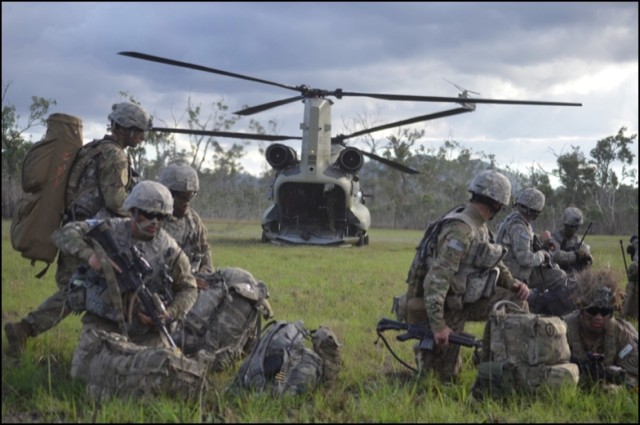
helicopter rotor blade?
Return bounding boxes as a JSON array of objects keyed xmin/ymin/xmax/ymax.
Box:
[
  {"xmin": 340, "ymin": 91, "xmax": 582, "ymax": 107},
  {"xmin": 152, "ymin": 127, "xmax": 302, "ymax": 142},
  {"xmin": 359, "ymin": 150, "xmax": 420, "ymax": 175},
  {"xmin": 335, "ymin": 107, "xmax": 473, "ymax": 143},
  {"xmin": 119, "ymin": 51, "xmax": 300, "ymax": 93},
  {"xmin": 233, "ymin": 96, "xmax": 305, "ymax": 116}
]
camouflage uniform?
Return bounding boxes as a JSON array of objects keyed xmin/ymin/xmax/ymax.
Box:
[
  {"xmin": 162, "ymin": 209, "xmax": 213, "ymax": 275},
  {"xmin": 53, "ymin": 217, "xmax": 197, "ymax": 380},
  {"xmin": 419, "ymin": 204, "xmax": 528, "ymax": 382},
  {"xmin": 563, "ymin": 311, "xmax": 638, "ymax": 388},
  {"xmin": 8, "ymin": 103, "xmax": 151, "ymax": 352},
  {"xmin": 621, "ymin": 235, "xmax": 638, "ymax": 320},
  {"xmin": 547, "ymin": 207, "xmax": 592, "ymax": 276}
]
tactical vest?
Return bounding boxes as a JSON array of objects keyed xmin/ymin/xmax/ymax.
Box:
[
  {"xmin": 65, "ymin": 137, "xmax": 134, "ymax": 221},
  {"xmin": 495, "ymin": 211, "xmax": 537, "ymax": 281}
]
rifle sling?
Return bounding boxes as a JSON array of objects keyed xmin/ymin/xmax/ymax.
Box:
[{"xmin": 92, "ymin": 240, "xmax": 129, "ymax": 338}]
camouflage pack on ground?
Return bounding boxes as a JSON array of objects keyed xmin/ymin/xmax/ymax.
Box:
[
  {"xmin": 172, "ymin": 267, "xmax": 273, "ymax": 371},
  {"xmin": 472, "ymin": 300, "xmax": 579, "ymax": 399},
  {"xmin": 229, "ymin": 320, "xmax": 342, "ymax": 396},
  {"xmin": 73, "ymin": 329, "xmax": 209, "ymax": 401}
]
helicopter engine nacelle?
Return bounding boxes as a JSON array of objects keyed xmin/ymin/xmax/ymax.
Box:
[
  {"xmin": 336, "ymin": 147, "xmax": 364, "ymax": 173},
  {"xmin": 266, "ymin": 143, "xmax": 298, "ymax": 170}
]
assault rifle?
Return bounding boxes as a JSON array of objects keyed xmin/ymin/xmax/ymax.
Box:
[
  {"xmin": 571, "ymin": 352, "xmax": 629, "ymax": 387},
  {"xmin": 87, "ymin": 221, "xmax": 177, "ymax": 348},
  {"xmin": 376, "ymin": 317, "xmax": 482, "ymax": 351}
]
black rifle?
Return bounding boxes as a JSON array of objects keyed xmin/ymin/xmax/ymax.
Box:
[
  {"xmin": 376, "ymin": 317, "xmax": 482, "ymax": 351},
  {"xmin": 619, "ymin": 240, "xmax": 629, "ymax": 275},
  {"xmin": 571, "ymin": 352, "xmax": 628, "ymax": 387},
  {"xmin": 87, "ymin": 221, "xmax": 177, "ymax": 348},
  {"xmin": 575, "ymin": 222, "xmax": 593, "ymax": 252}
]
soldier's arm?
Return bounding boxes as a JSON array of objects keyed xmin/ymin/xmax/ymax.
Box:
[
  {"xmin": 423, "ymin": 222, "xmax": 469, "ymax": 333},
  {"xmin": 615, "ymin": 322, "xmax": 638, "ymax": 387},
  {"xmin": 51, "ymin": 220, "xmax": 95, "ymax": 263},
  {"xmin": 166, "ymin": 249, "xmax": 198, "ymax": 320},
  {"xmin": 97, "ymin": 144, "xmax": 130, "ymax": 217},
  {"xmin": 509, "ymin": 223, "xmax": 546, "ymax": 267}
]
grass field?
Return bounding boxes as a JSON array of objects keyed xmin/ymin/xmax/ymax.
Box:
[{"xmin": 2, "ymin": 220, "xmax": 638, "ymax": 423}]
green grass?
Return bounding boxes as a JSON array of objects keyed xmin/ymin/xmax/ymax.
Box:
[{"xmin": 2, "ymin": 220, "xmax": 638, "ymax": 423}]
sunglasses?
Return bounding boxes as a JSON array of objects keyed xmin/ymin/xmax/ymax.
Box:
[
  {"xmin": 138, "ymin": 209, "xmax": 168, "ymax": 221},
  {"xmin": 584, "ymin": 306, "xmax": 613, "ymax": 317}
]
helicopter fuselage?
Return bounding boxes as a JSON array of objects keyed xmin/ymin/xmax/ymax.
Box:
[{"xmin": 261, "ymin": 98, "xmax": 371, "ymax": 246}]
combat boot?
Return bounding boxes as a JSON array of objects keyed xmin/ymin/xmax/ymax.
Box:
[{"xmin": 5, "ymin": 320, "xmax": 33, "ymax": 357}]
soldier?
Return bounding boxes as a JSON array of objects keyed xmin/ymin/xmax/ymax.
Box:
[
  {"xmin": 156, "ymin": 162, "xmax": 212, "ymax": 287},
  {"xmin": 5, "ymin": 102, "xmax": 153, "ymax": 357},
  {"xmin": 563, "ymin": 269, "xmax": 638, "ymax": 390},
  {"xmin": 415, "ymin": 169, "xmax": 530, "ymax": 383},
  {"xmin": 495, "ymin": 188, "xmax": 570, "ymax": 315},
  {"xmin": 156, "ymin": 163, "xmax": 272, "ymax": 368},
  {"xmin": 53, "ymin": 180, "xmax": 198, "ymax": 380},
  {"xmin": 621, "ymin": 235, "xmax": 638, "ymax": 320},
  {"xmin": 543, "ymin": 207, "xmax": 593, "ymax": 276}
]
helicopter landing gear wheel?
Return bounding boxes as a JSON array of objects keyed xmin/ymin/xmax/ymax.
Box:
[{"xmin": 356, "ymin": 233, "xmax": 369, "ymax": 247}]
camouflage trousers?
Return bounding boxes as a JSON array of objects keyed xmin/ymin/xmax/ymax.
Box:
[
  {"xmin": 413, "ymin": 287, "xmax": 528, "ymax": 383},
  {"xmin": 24, "ymin": 251, "xmax": 80, "ymax": 336},
  {"xmin": 71, "ymin": 313, "xmax": 166, "ymax": 380}
]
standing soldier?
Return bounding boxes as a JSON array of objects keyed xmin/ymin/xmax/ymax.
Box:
[
  {"xmin": 413, "ymin": 169, "xmax": 530, "ymax": 383},
  {"xmin": 5, "ymin": 102, "xmax": 152, "ymax": 357},
  {"xmin": 621, "ymin": 235, "xmax": 638, "ymax": 320}
]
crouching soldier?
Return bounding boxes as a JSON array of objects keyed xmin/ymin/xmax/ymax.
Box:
[{"xmin": 54, "ymin": 181, "xmax": 205, "ymax": 400}]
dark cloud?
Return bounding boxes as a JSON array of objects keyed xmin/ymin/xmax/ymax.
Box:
[{"xmin": 2, "ymin": 2, "xmax": 637, "ymax": 179}]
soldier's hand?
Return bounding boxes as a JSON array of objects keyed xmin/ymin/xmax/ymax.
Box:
[
  {"xmin": 88, "ymin": 252, "xmax": 122, "ymax": 273},
  {"xmin": 541, "ymin": 250, "xmax": 552, "ymax": 265},
  {"xmin": 434, "ymin": 327, "xmax": 452, "ymax": 346},
  {"xmin": 137, "ymin": 310, "xmax": 171, "ymax": 327},
  {"xmin": 196, "ymin": 277, "xmax": 208, "ymax": 290},
  {"xmin": 512, "ymin": 281, "xmax": 530, "ymax": 300}
]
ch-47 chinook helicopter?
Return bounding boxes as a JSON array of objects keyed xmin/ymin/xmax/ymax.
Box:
[{"xmin": 119, "ymin": 51, "xmax": 581, "ymax": 247}]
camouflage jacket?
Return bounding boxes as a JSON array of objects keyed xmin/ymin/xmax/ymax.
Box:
[
  {"xmin": 548, "ymin": 228, "xmax": 592, "ymax": 275},
  {"xmin": 52, "ymin": 218, "xmax": 198, "ymax": 340},
  {"xmin": 65, "ymin": 136, "xmax": 135, "ymax": 221},
  {"xmin": 563, "ymin": 310, "xmax": 638, "ymax": 387},
  {"xmin": 162, "ymin": 207, "xmax": 213, "ymax": 275},
  {"xmin": 424, "ymin": 204, "xmax": 518, "ymax": 332},
  {"xmin": 495, "ymin": 211, "xmax": 547, "ymax": 282}
]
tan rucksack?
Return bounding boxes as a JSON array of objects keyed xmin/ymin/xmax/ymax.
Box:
[
  {"xmin": 472, "ymin": 300, "xmax": 579, "ymax": 399},
  {"xmin": 10, "ymin": 113, "xmax": 83, "ymax": 277}
]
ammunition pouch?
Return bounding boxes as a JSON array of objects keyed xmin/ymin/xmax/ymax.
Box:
[{"xmin": 463, "ymin": 267, "xmax": 499, "ymax": 304}]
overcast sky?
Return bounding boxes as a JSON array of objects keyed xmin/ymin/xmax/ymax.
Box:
[{"xmin": 3, "ymin": 2, "xmax": 638, "ymax": 184}]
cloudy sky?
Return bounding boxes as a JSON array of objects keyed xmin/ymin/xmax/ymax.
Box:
[{"xmin": 3, "ymin": 2, "xmax": 638, "ymax": 183}]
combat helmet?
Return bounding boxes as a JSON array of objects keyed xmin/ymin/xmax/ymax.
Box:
[
  {"xmin": 123, "ymin": 180, "xmax": 173, "ymax": 216},
  {"xmin": 467, "ymin": 169, "xmax": 512, "ymax": 206},
  {"xmin": 108, "ymin": 102, "xmax": 152, "ymax": 130},
  {"xmin": 158, "ymin": 163, "xmax": 199, "ymax": 192},
  {"xmin": 515, "ymin": 188, "xmax": 545, "ymax": 216},
  {"xmin": 562, "ymin": 207, "xmax": 584, "ymax": 226}
]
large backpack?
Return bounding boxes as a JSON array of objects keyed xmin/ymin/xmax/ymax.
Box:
[
  {"xmin": 10, "ymin": 113, "xmax": 83, "ymax": 277},
  {"xmin": 391, "ymin": 205, "xmax": 466, "ymax": 322},
  {"xmin": 172, "ymin": 267, "xmax": 274, "ymax": 371},
  {"xmin": 230, "ymin": 320, "xmax": 338, "ymax": 396},
  {"xmin": 472, "ymin": 300, "xmax": 579, "ymax": 399}
]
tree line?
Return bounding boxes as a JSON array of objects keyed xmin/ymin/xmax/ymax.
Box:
[{"xmin": 2, "ymin": 86, "xmax": 638, "ymax": 236}]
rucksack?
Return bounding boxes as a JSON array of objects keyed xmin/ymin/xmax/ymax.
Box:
[
  {"xmin": 391, "ymin": 204, "xmax": 465, "ymax": 322},
  {"xmin": 230, "ymin": 320, "xmax": 342, "ymax": 395},
  {"xmin": 172, "ymin": 267, "xmax": 274, "ymax": 371},
  {"xmin": 10, "ymin": 113, "xmax": 83, "ymax": 277},
  {"xmin": 73, "ymin": 329, "xmax": 209, "ymax": 401},
  {"xmin": 471, "ymin": 300, "xmax": 579, "ymax": 400}
]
